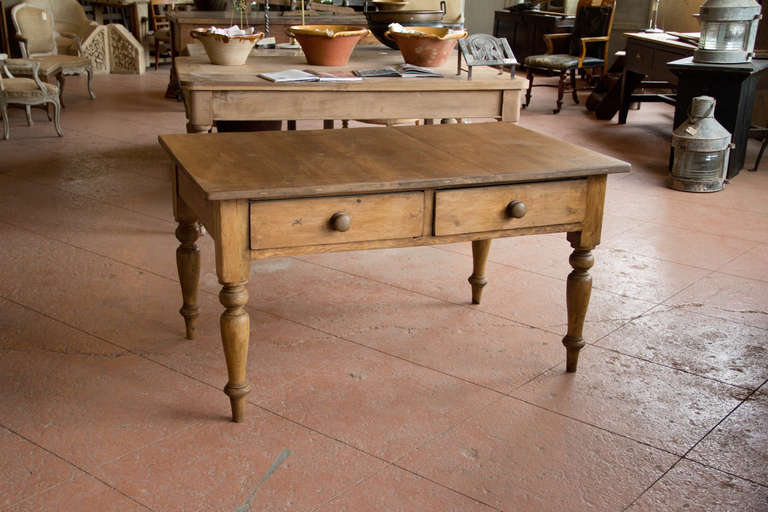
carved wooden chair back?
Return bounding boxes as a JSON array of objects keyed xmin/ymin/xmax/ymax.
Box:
[
  {"xmin": 149, "ymin": 0, "xmax": 175, "ymax": 32},
  {"xmin": 568, "ymin": 0, "xmax": 617, "ymax": 62},
  {"xmin": 11, "ymin": 3, "xmax": 58, "ymax": 58}
]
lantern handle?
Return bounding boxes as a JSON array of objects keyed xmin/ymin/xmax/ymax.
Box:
[{"xmin": 687, "ymin": 101, "xmax": 715, "ymax": 124}]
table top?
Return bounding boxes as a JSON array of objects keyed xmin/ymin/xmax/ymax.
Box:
[
  {"xmin": 175, "ymin": 47, "xmax": 528, "ymax": 91},
  {"xmin": 667, "ymin": 56, "xmax": 768, "ymax": 74},
  {"xmin": 624, "ymin": 31, "xmax": 698, "ymax": 51},
  {"xmin": 160, "ymin": 122, "xmax": 630, "ymax": 201}
]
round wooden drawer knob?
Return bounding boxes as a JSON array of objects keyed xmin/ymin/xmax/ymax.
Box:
[
  {"xmin": 506, "ymin": 200, "xmax": 527, "ymax": 219},
  {"xmin": 330, "ymin": 212, "xmax": 351, "ymax": 232}
]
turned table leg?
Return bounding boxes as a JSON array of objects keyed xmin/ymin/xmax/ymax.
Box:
[
  {"xmin": 219, "ymin": 282, "xmax": 251, "ymax": 422},
  {"xmin": 562, "ymin": 233, "xmax": 595, "ymax": 372},
  {"xmin": 468, "ymin": 239, "xmax": 491, "ymax": 304},
  {"xmin": 175, "ymin": 216, "xmax": 200, "ymax": 340}
]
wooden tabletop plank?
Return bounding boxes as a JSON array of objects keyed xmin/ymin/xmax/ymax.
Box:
[
  {"xmin": 159, "ymin": 123, "xmax": 630, "ymax": 201},
  {"xmin": 176, "ymin": 48, "xmax": 527, "ymax": 91}
]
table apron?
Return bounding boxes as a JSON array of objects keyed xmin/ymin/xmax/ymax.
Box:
[
  {"xmin": 247, "ymin": 222, "xmax": 584, "ymax": 260},
  {"xmin": 205, "ymin": 90, "xmax": 516, "ymax": 121}
]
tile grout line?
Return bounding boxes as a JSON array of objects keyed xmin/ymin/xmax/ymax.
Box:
[
  {"xmin": 622, "ymin": 377, "xmax": 768, "ymax": 510},
  {"xmin": 0, "ymin": 424, "xmax": 156, "ymax": 512}
]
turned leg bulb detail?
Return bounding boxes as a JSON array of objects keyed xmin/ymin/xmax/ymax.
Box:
[
  {"xmin": 219, "ymin": 283, "xmax": 251, "ymax": 422},
  {"xmin": 562, "ymin": 245, "xmax": 594, "ymax": 373},
  {"xmin": 175, "ymin": 221, "xmax": 201, "ymax": 340}
]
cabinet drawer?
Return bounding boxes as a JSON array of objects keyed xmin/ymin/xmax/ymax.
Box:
[
  {"xmin": 250, "ymin": 192, "xmax": 424, "ymax": 249},
  {"xmin": 434, "ymin": 180, "xmax": 587, "ymax": 236}
]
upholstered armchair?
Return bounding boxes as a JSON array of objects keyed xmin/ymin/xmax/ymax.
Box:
[
  {"xmin": 1, "ymin": 53, "xmax": 62, "ymax": 140},
  {"xmin": 523, "ymin": 0, "xmax": 616, "ymax": 114},
  {"xmin": 27, "ymin": 0, "xmax": 110, "ymax": 73},
  {"xmin": 10, "ymin": 2, "xmax": 95, "ymax": 107}
]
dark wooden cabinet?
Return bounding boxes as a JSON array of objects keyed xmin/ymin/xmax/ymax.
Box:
[{"xmin": 493, "ymin": 9, "xmax": 574, "ymax": 65}]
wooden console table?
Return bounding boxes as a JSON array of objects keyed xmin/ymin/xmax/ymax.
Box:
[
  {"xmin": 160, "ymin": 122, "xmax": 630, "ymax": 422},
  {"xmin": 618, "ymin": 32, "xmax": 696, "ymax": 125},
  {"xmin": 175, "ymin": 48, "xmax": 529, "ymax": 133}
]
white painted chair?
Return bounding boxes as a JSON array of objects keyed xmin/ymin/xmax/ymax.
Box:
[{"xmin": 0, "ymin": 53, "xmax": 62, "ymax": 140}]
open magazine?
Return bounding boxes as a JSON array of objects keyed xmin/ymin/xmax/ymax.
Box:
[
  {"xmin": 258, "ymin": 69, "xmax": 363, "ymax": 82},
  {"xmin": 354, "ymin": 64, "xmax": 444, "ymax": 78}
]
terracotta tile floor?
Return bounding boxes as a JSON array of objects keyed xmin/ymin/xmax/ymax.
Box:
[{"xmin": 1, "ymin": 69, "xmax": 767, "ymax": 511}]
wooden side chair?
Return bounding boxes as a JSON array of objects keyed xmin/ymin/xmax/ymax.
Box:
[
  {"xmin": 523, "ymin": 0, "xmax": 617, "ymax": 114},
  {"xmin": 11, "ymin": 2, "xmax": 95, "ymax": 108},
  {"xmin": 149, "ymin": 0, "xmax": 174, "ymax": 71},
  {"xmin": 1, "ymin": 53, "xmax": 62, "ymax": 140}
]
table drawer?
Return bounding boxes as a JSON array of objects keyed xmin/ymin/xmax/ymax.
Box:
[
  {"xmin": 434, "ymin": 180, "xmax": 587, "ymax": 236},
  {"xmin": 626, "ymin": 43, "xmax": 654, "ymax": 74},
  {"xmin": 249, "ymin": 192, "xmax": 424, "ymax": 249}
]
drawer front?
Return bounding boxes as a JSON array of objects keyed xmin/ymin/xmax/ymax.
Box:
[
  {"xmin": 434, "ymin": 180, "xmax": 587, "ymax": 236},
  {"xmin": 250, "ymin": 192, "xmax": 424, "ymax": 249},
  {"xmin": 626, "ymin": 42, "xmax": 654, "ymax": 74}
]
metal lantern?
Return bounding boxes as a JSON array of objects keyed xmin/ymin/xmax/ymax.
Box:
[
  {"xmin": 694, "ymin": 0, "xmax": 762, "ymax": 64},
  {"xmin": 669, "ymin": 96, "xmax": 733, "ymax": 193}
]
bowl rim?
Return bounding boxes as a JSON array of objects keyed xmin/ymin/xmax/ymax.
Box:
[
  {"xmin": 190, "ymin": 27, "xmax": 265, "ymax": 43},
  {"xmin": 385, "ymin": 26, "xmax": 467, "ymax": 41},
  {"xmin": 286, "ymin": 25, "xmax": 370, "ymax": 38}
]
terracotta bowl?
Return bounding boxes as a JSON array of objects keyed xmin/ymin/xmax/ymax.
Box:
[
  {"xmin": 190, "ymin": 29, "xmax": 264, "ymax": 66},
  {"xmin": 385, "ymin": 26, "xmax": 467, "ymax": 67},
  {"xmin": 364, "ymin": 9, "xmax": 444, "ymax": 49},
  {"xmin": 286, "ymin": 25, "xmax": 370, "ymax": 66}
]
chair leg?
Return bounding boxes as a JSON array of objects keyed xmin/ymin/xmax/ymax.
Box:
[
  {"xmin": 56, "ymin": 72, "xmax": 66, "ymax": 109},
  {"xmin": 86, "ymin": 65, "xmax": 95, "ymax": 100},
  {"xmin": 155, "ymin": 40, "xmax": 160, "ymax": 71},
  {"xmin": 50, "ymin": 99, "xmax": 63, "ymax": 137},
  {"xmin": 1, "ymin": 104, "xmax": 9, "ymax": 140},
  {"xmin": 570, "ymin": 68, "xmax": 579, "ymax": 104},
  {"xmin": 555, "ymin": 71, "xmax": 566, "ymax": 114},
  {"xmin": 25, "ymin": 105, "xmax": 33, "ymax": 126},
  {"xmin": 524, "ymin": 69, "xmax": 534, "ymax": 107},
  {"xmin": 751, "ymin": 135, "xmax": 768, "ymax": 172}
]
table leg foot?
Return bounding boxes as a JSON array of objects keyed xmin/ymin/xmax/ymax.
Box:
[
  {"xmin": 562, "ymin": 237, "xmax": 594, "ymax": 372},
  {"xmin": 175, "ymin": 219, "xmax": 200, "ymax": 340},
  {"xmin": 468, "ymin": 239, "xmax": 491, "ymax": 304},
  {"xmin": 220, "ymin": 282, "xmax": 251, "ymax": 422}
]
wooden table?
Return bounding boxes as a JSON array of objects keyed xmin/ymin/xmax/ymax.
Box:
[
  {"xmin": 618, "ymin": 32, "xmax": 696, "ymax": 125},
  {"xmin": 160, "ymin": 122, "xmax": 630, "ymax": 422},
  {"xmin": 176, "ymin": 48, "xmax": 529, "ymax": 133}
]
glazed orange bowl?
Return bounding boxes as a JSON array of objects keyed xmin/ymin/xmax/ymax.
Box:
[
  {"xmin": 385, "ymin": 26, "xmax": 467, "ymax": 67},
  {"xmin": 286, "ymin": 25, "xmax": 370, "ymax": 66}
]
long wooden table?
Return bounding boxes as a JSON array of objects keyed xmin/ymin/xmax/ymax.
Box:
[
  {"xmin": 160, "ymin": 122, "xmax": 630, "ymax": 422},
  {"xmin": 619, "ymin": 32, "xmax": 697, "ymax": 125},
  {"xmin": 175, "ymin": 48, "xmax": 529, "ymax": 133}
]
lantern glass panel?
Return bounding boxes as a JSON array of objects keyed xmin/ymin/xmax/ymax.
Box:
[
  {"xmin": 699, "ymin": 21, "xmax": 750, "ymax": 51},
  {"xmin": 673, "ymin": 150, "xmax": 727, "ymax": 179}
]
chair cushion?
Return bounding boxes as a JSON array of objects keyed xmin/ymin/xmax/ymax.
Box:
[
  {"xmin": 7, "ymin": 55, "xmax": 90, "ymax": 77},
  {"xmin": 2, "ymin": 77, "xmax": 58, "ymax": 98},
  {"xmin": 154, "ymin": 28, "xmax": 170, "ymax": 42},
  {"xmin": 524, "ymin": 54, "xmax": 604, "ymax": 71}
]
